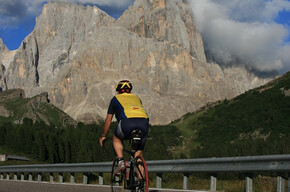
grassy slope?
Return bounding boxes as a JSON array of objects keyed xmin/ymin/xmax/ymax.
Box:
[
  {"xmin": 0, "ymin": 89, "xmax": 75, "ymax": 127},
  {"xmin": 171, "ymin": 72, "xmax": 290, "ymax": 158}
]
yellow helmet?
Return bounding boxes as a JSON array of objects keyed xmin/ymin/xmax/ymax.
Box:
[{"xmin": 115, "ymin": 80, "xmax": 132, "ymax": 93}]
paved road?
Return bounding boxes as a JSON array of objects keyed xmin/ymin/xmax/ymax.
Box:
[
  {"xmin": 0, "ymin": 180, "xmax": 204, "ymax": 192},
  {"xmin": 0, "ymin": 180, "xmax": 110, "ymax": 192}
]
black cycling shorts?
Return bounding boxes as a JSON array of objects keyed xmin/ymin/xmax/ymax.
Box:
[{"xmin": 114, "ymin": 118, "xmax": 149, "ymax": 150}]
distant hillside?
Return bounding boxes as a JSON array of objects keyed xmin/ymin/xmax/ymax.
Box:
[
  {"xmin": 172, "ymin": 72, "xmax": 290, "ymax": 158},
  {"xmin": 0, "ymin": 89, "xmax": 75, "ymax": 127},
  {"xmin": 0, "ymin": 72, "xmax": 288, "ymax": 163}
]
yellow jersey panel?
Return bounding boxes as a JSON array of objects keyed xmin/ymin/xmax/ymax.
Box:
[{"xmin": 115, "ymin": 93, "xmax": 148, "ymax": 119}]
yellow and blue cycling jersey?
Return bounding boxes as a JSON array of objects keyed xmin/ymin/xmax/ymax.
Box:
[
  {"xmin": 108, "ymin": 93, "xmax": 149, "ymax": 150},
  {"xmin": 107, "ymin": 93, "xmax": 148, "ymax": 121}
]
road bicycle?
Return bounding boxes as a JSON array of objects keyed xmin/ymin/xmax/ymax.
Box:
[{"xmin": 110, "ymin": 129, "xmax": 149, "ymax": 192}]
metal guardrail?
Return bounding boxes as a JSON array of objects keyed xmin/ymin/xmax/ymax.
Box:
[{"xmin": 0, "ymin": 154, "xmax": 290, "ymax": 192}]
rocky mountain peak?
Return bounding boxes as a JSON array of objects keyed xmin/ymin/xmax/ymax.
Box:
[
  {"xmin": 3, "ymin": 1, "xmax": 116, "ymax": 96},
  {"xmin": 116, "ymin": 0, "xmax": 206, "ymax": 63},
  {"xmin": 0, "ymin": 1, "xmax": 274, "ymax": 125}
]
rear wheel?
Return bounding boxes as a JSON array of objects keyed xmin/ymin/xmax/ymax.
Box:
[
  {"xmin": 111, "ymin": 158, "xmax": 125, "ymax": 192},
  {"xmin": 134, "ymin": 156, "xmax": 149, "ymax": 192}
]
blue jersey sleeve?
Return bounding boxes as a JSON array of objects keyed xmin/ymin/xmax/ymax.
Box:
[
  {"xmin": 107, "ymin": 96, "xmax": 126, "ymax": 121},
  {"xmin": 107, "ymin": 97, "xmax": 116, "ymax": 114}
]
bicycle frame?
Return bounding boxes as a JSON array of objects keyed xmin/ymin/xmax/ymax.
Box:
[
  {"xmin": 111, "ymin": 130, "xmax": 149, "ymax": 192},
  {"xmin": 126, "ymin": 150, "xmax": 138, "ymax": 189}
]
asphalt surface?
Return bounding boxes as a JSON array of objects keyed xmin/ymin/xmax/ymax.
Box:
[
  {"xmin": 0, "ymin": 180, "xmax": 205, "ymax": 192},
  {"xmin": 0, "ymin": 180, "xmax": 110, "ymax": 192}
]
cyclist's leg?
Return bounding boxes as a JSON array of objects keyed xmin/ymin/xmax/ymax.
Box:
[
  {"xmin": 111, "ymin": 157, "xmax": 125, "ymax": 192},
  {"xmin": 113, "ymin": 120, "xmax": 125, "ymax": 158},
  {"xmin": 135, "ymin": 128, "xmax": 148, "ymax": 158},
  {"xmin": 135, "ymin": 150, "xmax": 143, "ymax": 158},
  {"xmin": 113, "ymin": 135, "xmax": 123, "ymax": 158},
  {"xmin": 135, "ymin": 125, "xmax": 148, "ymax": 182},
  {"xmin": 135, "ymin": 134, "xmax": 147, "ymax": 180},
  {"xmin": 135, "ymin": 150, "xmax": 144, "ymax": 180},
  {"xmin": 112, "ymin": 135, "xmax": 126, "ymax": 174},
  {"xmin": 135, "ymin": 155, "xmax": 149, "ymax": 192}
]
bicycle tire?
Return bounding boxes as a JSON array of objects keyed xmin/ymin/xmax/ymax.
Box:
[
  {"xmin": 111, "ymin": 158, "xmax": 125, "ymax": 192},
  {"xmin": 134, "ymin": 155, "xmax": 149, "ymax": 192}
]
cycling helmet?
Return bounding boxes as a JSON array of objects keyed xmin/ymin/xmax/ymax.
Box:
[{"xmin": 115, "ymin": 80, "xmax": 132, "ymax": 93}]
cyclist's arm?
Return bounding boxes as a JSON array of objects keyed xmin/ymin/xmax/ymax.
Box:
[
  {"xmin": 103, "ymin": 113, "xmax": 113, "ymax": 136},
  {"xmin": 99, "ymin": 113, "xmax": 113, "ymax": 147}
]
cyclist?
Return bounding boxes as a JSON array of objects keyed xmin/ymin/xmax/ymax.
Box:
[{"xmin": 99, "ymin": 80, "xmax": 149, "ymax": 173}]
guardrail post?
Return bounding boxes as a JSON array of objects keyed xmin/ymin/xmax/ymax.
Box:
[
  {"xmin": 28, "ymin": 173, "xmax": 33, "ymax": 181},
  {"xmin": 6, "ymin": 173, "xmax": 10, "ymax": 180},
  {"xmin": 1, "ymin": 172, "xmax": 4, "ymax": 180},
  {"xmin": 210, "ymin": 174, "xmax": 217, "ymax": 191},
  {"xmin": 14, "ymin": 173, "xmax": 18, "ymax": 180},
  {"xmin": 183, "ymin": 173, "xmax": 189, "ymax": 190},
  {"xmin": 156, "ymin": 173, "xmax": 162, "ymax": 188},
  {"xmin": 99, "ymin": 173, "xmax": 104, "ymax": 185},
  {"xmin": 245, "ymin": 173, "xmax": 253, "ymax": 192},
  {"xmin": 59, "ymin": 173, "xmax": 63, "ymax": 183},
  {"xmin": 38, "ymin": 173, "xmax": 42, "ymax": 182},
  {"xmin": 21, "ymin": 172, "xmax": 24, "ymax": 181},
  {"xmin": 277, "ymin": 173, "xmax": 285, "ymax": 192},
  {"xmin": 50, "ymin": 173, "xmax": 54, "ymax": 182},
  {"xmin": 83, "ymin": 173, "xmax": 88, "ymax": 184},
  {"xmin": 70, "ymin": 173, "xmax": 75, "ymax": 183}
]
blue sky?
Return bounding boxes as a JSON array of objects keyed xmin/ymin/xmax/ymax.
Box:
[
  {"xmin": 0, "ymin": 0, "xmax": 290, "ymax": 73},
  {"xmin": 276, "ymin": 9, "xmax": 290, "ymax": 41}
]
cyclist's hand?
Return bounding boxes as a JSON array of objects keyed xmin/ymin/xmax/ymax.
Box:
[{"xmin": 99, "ymin": 136, "xmax": 106, "ymax": 147}]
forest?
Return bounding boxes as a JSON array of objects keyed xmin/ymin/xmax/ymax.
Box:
[{"xmin": 0, "ymin": 118, "xmax": 179, "ymax": 163}]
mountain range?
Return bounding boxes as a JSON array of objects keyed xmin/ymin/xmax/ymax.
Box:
[{"xmin": 0, "ymin": 0, "xmax": 276, "ymax": 125}]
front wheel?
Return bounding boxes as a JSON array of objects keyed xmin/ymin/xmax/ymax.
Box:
[
  {"xmin": 111, "ymin": 158, "xmax": 125, "ymax": 192},
  {"xmin": 134, "ymin": 155, "xmax": 149, "ymax": 192}
]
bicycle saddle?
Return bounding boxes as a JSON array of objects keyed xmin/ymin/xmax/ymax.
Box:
[{"xmin": 130, "ymin": 129, "xmax": 142, "ymax": 150}]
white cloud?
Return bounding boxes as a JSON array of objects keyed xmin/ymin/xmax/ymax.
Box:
[
  {"xmin": 190, "ymin": 0, "xmax": 290, "ymax": 73},
  {"xmin": 0, "ymin": 0, "xmax": 29, "ymax": 27},
  {"xmin": 278, "ymin": 43, "xmax": 290, "ymax": 72}
]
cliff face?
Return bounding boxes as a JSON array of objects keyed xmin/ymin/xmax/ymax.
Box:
[
  {"xmin": 115, "ymin": 0, "xmax": 206, "ymax": 63},
  {"xmin": 0, "ymin": 39, "xmax": 16, "ymax": 91},
  {"xmin": 0, "ymin": 1, "xmax": 273, "ymax": 125}
]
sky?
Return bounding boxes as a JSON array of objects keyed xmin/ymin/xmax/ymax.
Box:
[{"xmin": 0, "ymin": 0, "xmax": 290, "ymax": 74}]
